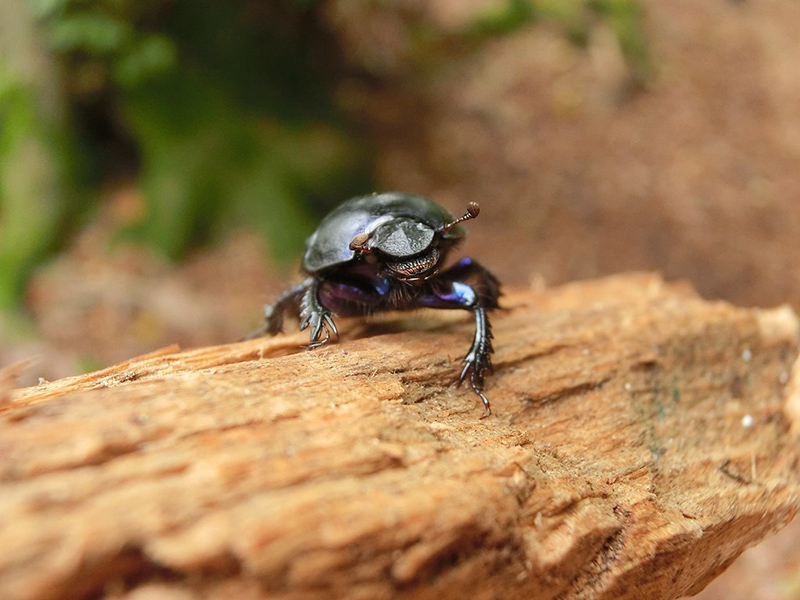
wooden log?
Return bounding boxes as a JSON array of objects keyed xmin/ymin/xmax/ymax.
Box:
[{"xmin": 1, "ymin": 273, "xmax": 798, "ymax": 600}]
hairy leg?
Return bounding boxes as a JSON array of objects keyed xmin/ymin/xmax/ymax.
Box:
[
  {"xmin": 244, "ymin": 279, "xmax": 311, "ymax": 340},
  {"xmin": 416, "ymin": 258, "xmax": 500, "ymax": 417}
]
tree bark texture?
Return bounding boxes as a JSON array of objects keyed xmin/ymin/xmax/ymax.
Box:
[{"xmin": 1, "ymin": 274, "xmax": 798, "ymax": 600}]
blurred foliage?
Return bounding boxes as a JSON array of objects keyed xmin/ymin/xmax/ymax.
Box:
[
  {"xmin": 113, "ymin": 1, "xmax": 369, "ymax": 261},
  {"xmin": 0, "ymin": 0, "xmax": 651, "ymax": 308},
  {"xmin": 34, "ymin": 0, "xmax": 369, "ymax": 260},
  {"xmin": 0, "ymin": 0, "xmax": 370, "ymax": 308},
  {"xmin": 471, "ymin": 0, "xmax": 652, "ymax": 81},
  {"xmin": 0, "ymin": 6, "xmax": 82, "ymax": 309}
]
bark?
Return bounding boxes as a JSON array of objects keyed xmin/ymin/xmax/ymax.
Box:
[{"xmin": 1, "ymin": 273, "xmax": 799, "ymax": 600}]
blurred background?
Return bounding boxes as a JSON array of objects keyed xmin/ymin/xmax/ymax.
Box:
[{"xmin": 0, "ymin": 0, "xmax": 798, "ymax": 597}]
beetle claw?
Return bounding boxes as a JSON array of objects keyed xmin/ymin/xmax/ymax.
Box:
[
  {"xmin": 476, "ymin": 388, "xmax": 492, "ymax": 419},
  {"xmin": 302, "ymin": 310, "xmax": 338, "ymax": 349},
  {"xmin": 307, "ymin": 326, "xmax": 331, "ymax": 349},
  {"xmin": 323, "ymin": 313, "xmax": 339, "ymax": 340},
  {"xmin": 458, "ymin": 352, "xmax": 493, "ymax": 417}
]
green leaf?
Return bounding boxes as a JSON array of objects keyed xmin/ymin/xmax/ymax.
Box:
[
  {"xmin": 119, "ymin": 67, "xmax": 367, "ymax": 263},
  {"xmin": 471, "ymin": 0, "xmax": 539, "ymax": 37},
  {"xmin": 113, "ymin": 35, "xmax": 177, "ymax": 88},
  {"xmin": 47, "ymin": 12, "xmax": 132, "ymax": 54},
  {"xmin": 29, "ymin": 0, "xmax": 72, "ymax": 19},
  {"xmin": 0, "ymin": 75, "xmax": 75, "ymax": 307}
]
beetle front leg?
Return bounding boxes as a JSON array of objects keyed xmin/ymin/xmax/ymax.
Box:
[
  {"xmin": 244, "ymin": 279, "xmax": 311, "ymax": 340},
  {"xmin": 437, "ymin": 257, "xmax": 501, "ymax": 309},
  {"xmin": 417, "ymin": 278, "xmax": 496, "ymax": 418},
  {"xmin": 300, "ymin": 278, "xmax": 339, "ymax": 349},
  {"xmin": 459, "ymin": 301, "xmax": 494, "ymax": 418}
]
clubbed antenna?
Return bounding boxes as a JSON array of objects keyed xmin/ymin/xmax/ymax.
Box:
[{"xmin": 441, "ymin": 202, "xmax": 481, "ymax": 235}]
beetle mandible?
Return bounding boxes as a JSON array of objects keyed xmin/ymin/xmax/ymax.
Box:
[{"xmin": 251, "ymin": 192, "xmax": 501, "ymax": 417}]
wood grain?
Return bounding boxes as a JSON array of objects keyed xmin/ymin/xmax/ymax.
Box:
[{"xmin": 1, "ymin": 274, "xmax": 798, "ymax": 600}]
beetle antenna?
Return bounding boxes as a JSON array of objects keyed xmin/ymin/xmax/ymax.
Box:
[{"xmin": 442, "ymin": 202, "xmax": 480, "ymax": 235}]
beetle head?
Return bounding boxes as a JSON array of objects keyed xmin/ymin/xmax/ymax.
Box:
[{"xmin": 349, "ymin": 203, "xmax": 481, "ymax": 282}]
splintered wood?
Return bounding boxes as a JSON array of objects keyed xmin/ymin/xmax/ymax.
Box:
[{"xmin": 1, "ymin": 274, "xmax": 798, "ymax": 600}]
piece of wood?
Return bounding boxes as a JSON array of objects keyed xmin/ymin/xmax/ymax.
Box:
[{"xmin": 1, "ymin": 273, "xmax": 798, "ymax": 600}]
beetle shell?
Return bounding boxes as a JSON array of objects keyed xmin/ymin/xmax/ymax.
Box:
[{"xmin": 302, "ymin": 192, "xmax": 466, "ymax": 273}]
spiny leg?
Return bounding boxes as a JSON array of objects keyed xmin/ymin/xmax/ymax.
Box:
[
  {"xmin": 458, "ymin": 304, "xmax": 494, "ymax": 416},
  {"xmin": 300, "ymin": 278, "xmax": 339, "ymax": 348},
  {"xmin": 244, "ymin": 279, "xmax": 311, "ymax": 340},
  {"xmin": 417, "ymin": 258, "xmax": 500, "ymax": 417},
  {"xmin": 442, "ymin": 260, "xmax": 499, "ymax": 406}
]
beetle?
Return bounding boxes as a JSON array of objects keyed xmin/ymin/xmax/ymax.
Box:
[{"xmin": 251, "ymin": 192, "xmax": 501, "ymax": 417}]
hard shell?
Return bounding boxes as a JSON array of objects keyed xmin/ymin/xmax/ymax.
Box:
[
  {"xmin": 367, "ymin": 218, "xmax": 434, "ymax": 258},
  {"xmin": 302, "ymin": 192, "xmax": 465, "ymax": 273}
]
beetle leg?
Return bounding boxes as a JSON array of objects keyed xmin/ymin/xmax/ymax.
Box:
[
  {"xmin": 416, "ymin": 258, "xmax": 500, "ymax": 417},
  {"xmin": 300, "ymin": 278, "xmax": 339, "ymax": 348},
  {"xmin": 436, "ymin": 258, "xmax": 501, "ymax": 309},
  {"xmin": 457, "ymin": 304, "xmax": 494, "ymax": 418},
  {"xmin": 244, "ymin": 279, "xmax": 311, "ymax": 340}
]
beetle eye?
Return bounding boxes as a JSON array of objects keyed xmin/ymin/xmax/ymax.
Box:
[{"xmin": 349, "ymin": 233, "xmax": 371, "ymax": 251}]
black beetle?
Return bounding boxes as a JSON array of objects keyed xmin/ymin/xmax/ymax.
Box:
[{"xmin": 251, "ymin": 192, "xmax": 501, "ymax": 417}]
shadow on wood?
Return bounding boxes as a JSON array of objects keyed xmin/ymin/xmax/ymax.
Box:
[{"xmin": 1, "ymin": 273, "xmax": 798, "ymax": 600}]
